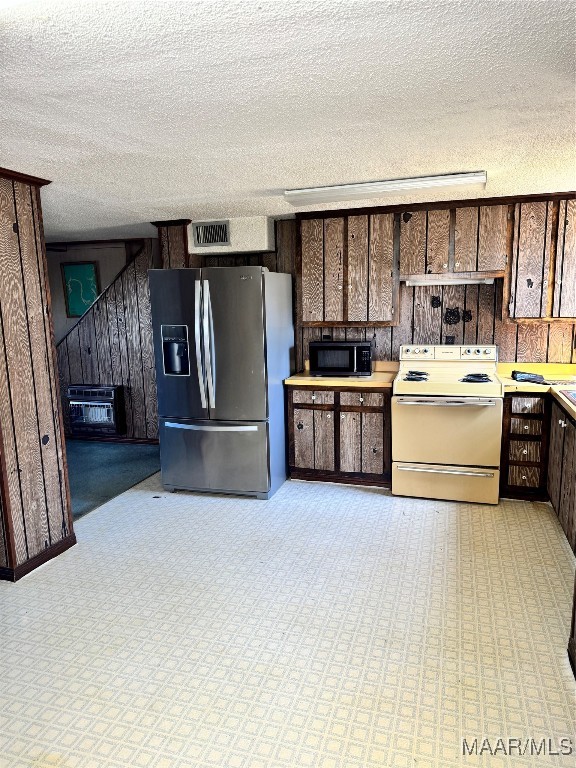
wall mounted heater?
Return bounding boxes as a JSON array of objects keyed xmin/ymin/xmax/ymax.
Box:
[{"xmin": 67, "ymin": 385, "xmax": 126, "ymax": 437}]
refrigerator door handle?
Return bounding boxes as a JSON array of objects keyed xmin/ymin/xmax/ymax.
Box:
[
  {"xmin": 194, "ymin": 280, "xmax": 207, "ymax": 410},
  {"xmin": 164, "ymin": 422, "xmax": 258, "ymax": 432},
  {"xmin": 203, "ymin": 279, "xmax": 216, "ymax": 409}
]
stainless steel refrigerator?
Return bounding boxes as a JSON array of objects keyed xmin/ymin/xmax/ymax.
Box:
[{"xmin": 148, "ymin": 267, "xmax": 293, "ymax": 499}]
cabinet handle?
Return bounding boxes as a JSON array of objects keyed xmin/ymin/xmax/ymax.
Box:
[
  {"xmin": 455, "ymin": 262, "xmax": 460, "ymax": 268},
  {"xmin": 524, "ymin": 425, "xmax": 529, "ymax": 431},
  {"xmin": 359, "ymin": 397, "xmax": 364, "ymax": 403},
  {"xmin": 312, "ymin": 394, "xmax": 316, "ymax": 400},
  {"xmin": 372, "ymin": 447, "xmax": 378, "ymax": 454},
  {"xmin": 522, "ymin": 449, "xmax": 527, "ymax": 455},
  {"xmin": 522, "ymin": 475, "xmax": 527, "ymax": 480},
  {"xmin": 297, "ymin": 423, "xmax": 303, "ymax": 430}
]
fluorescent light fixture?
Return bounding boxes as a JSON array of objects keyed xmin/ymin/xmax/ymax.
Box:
[
  {"xmin": 404, "ymin": 277, "xmax": 494, "ymax": 287},
  {"xmin": 284, "ymin": 171, "xmax": 487, "ymax": 206}
]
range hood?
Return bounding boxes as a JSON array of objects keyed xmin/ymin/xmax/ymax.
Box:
[{"xmin": 400, "ymin": 274, "xmax": 495, "ymax": 287}]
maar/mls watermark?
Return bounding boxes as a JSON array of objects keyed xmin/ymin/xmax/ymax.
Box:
[{"xmin": 462, "ymin": 737, "xmax": 574, "ymax": 757}]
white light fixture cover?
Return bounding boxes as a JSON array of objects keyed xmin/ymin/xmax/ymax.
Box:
[{"xmin": 284, "ymin": 171, "xmax": 487, "ymax": 206}]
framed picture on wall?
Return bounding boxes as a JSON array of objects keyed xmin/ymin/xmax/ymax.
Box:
[{"xmin": 61, "ymin": 261, "xmax": 101, "ymax": 318}]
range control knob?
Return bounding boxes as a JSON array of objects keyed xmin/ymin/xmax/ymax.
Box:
[
  {"xmin": 405, "ymin": 347, "xmax": 411, "ymax": 354},
  {"xmin": 475, "ymin": 348, "xmax": 482, "ymax": 355},
  {"xmin": 422, "ymin": 347, "xmax": 430, "ymax": 354},
  {"xmin": 413, "ymin": 348, "xmax": 420, "ymax": 354},
  {"xmin": 465, "ymin": 348, "xmax": 472, "ymax": 355},
  {"xmin": 484, "ymin": 349, "xmax": 492, "ymax": 355}
]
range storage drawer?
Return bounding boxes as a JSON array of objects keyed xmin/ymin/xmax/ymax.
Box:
[
  {"xmin": 509, "ymin": 440, "xmax": 541, "ymax": 463},
  {"xmin": 508, "ymin": 465, "xmax": 541, "ymax": 488},
  {"xmin": 392, "ymin": 462, "xmax": 500, "ymax": 505},
  {"xmin": 511, "ymin": 397, "xmax": 545, "ymax": 414},
  {"xmin": 510, "ymin": 417, "xmax": 542, "ymax": 436}
]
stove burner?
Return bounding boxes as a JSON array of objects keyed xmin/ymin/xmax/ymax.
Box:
[
  {"xmin": 404, "ymin": 374, "xmax": 428, "ymax": 382},
  {"xmin": 460, "ymin": 373, "xmax": 492, "ymax": 383},
  {"xmin": 408, "ymin": 370, "xmax": 428, "ymax": 376}
]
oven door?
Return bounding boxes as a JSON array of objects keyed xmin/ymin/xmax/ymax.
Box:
[{"xmin": 392, "ymin": 395, "xmax": 503, "ymax": 466}]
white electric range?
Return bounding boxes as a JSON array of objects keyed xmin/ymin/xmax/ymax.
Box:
[{"xmin": 392, "ymin": 344, "xmax": 503, "ymax": 504}]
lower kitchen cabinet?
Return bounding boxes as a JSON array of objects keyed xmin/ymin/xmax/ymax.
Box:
[
  {"xmin": 288, "ymin": 387, "xmax": 391, "ymax": 486},
  {"xmin": 547, "ymin": 401, "xmax": 576, "ymax": 553},
  {"xmin": 500, "ymin": 394, "xmax": 550, "ymax": 500}
]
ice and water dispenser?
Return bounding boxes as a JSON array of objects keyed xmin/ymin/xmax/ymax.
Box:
[{"xmin": 161, "ymin": 325, "xmax": 190, "ymax": 376}]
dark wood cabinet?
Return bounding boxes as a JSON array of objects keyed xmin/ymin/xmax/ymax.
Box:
[
  {"xmin": 552, "ymin": 199, "xmax": 576, "ymax": 318},
  {"xmin": 288, "ymin": 386, "xmax": 391, "ymax": 486},
  {"xmin": 507, "ymin": 198, "xmax": 576, "ymax": 320},
  {"xmin": 547, "ymin": 400, "xmax": 576, "ymax": 554},
  {"xmin": 399, "ymin": 204, "xmax": 509, "ymax": 276},
  {"xmin": 500, "ymin": 394, "xmax": 550, "ymax": 500},
  {"xmin": 300, "ymin": 215, "xmax": 398, "ymax": 325}
]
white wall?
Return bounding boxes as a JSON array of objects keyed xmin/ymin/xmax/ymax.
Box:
[{"xmin": 47, "ymin": 243, "xmax": 127, "ymax": 343}]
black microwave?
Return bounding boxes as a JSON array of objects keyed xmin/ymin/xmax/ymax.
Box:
[{"xmin": 309, "ymin": 340, "xmax": 373, "ymax": 377}]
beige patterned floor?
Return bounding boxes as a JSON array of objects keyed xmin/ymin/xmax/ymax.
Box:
[{"xmin": 0, "ymin": 476, "xmax": 575, "ymax": 768}]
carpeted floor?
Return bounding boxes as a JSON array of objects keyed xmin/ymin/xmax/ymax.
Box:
[
  {"xmin": 65, "ymin": 439, "xmax": 160, "ymax": 518},
  {"xmin": 0, "ymin": 476, "xmax": 574, "ymax": 767}
]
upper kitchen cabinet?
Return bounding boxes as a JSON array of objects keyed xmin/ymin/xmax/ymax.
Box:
[
  {"xmin": 552, "ymin": 199, "xmax": 576, "ymax": 318},
  {"xmin": 300, "ymin": 214, "xmax": 399, "ymax": 325},
  {"xmin": 399, "ymin": 204, "xmax": 510, "ymax": 276},
  {"xmin": 507, "ymin": 198, "xmax": 576, "ymax": 320}
]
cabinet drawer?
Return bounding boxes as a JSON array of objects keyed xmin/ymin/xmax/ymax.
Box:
[
  {"xmin": 511, "ymin": 396, "xmax": 545, "ymax": 415},
  {"xmin": 509, "ymin": 440, "xmax": 541, "ymax": 463},
  {"xmin": 340, "ymin": 391, "xmax": 384, "ymax": 407},
  {"xmin": 510, "ymin": 417, "xmax": 542, "ymax": 436},
  {"xmin": 292, "ymin": 390, "xmax": 334, "ymax": 405},
  {"xmin": 508, "ymin": 465, "xmax": 541, "ymax": 487}
]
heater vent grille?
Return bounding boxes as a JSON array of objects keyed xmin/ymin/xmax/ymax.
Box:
[{"xmin": 193, "ymin": 220, "xmax": 230, "ymax": 247}]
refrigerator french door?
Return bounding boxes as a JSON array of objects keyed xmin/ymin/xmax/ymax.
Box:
[{"xmin": 148, "ymin": 267, "xmax": 293, "ymax": 499}]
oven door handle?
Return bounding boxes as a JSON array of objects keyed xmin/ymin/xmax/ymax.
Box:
[
  {"xmin": 395, "ymin": 397, "xmax": 497, "ymax": 407},
  {"xmin": 396, "ymin": 466, "xmax": 495, "ymax": 478}
]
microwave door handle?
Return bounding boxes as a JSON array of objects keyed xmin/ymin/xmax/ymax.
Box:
[
  {"xmin": 194, "ymin": 280, "xmax": 207, "ymax": 410},
  {"xmin": 353, "ymin": 346, "xmax": 358, "ymax": 373}
]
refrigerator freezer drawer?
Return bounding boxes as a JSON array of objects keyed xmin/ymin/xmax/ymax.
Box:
[
  {"xmin": 392, "ymin": 462, "xmax": 500, "ymax": 504},
  {"xmin": 159, "ymin": 419, "xmax": 269, "ymax": 495}
]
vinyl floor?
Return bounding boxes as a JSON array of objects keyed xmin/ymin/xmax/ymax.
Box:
[{"xmin": 0, "ymin": 477, "xmax": 575, "ymax": 767}]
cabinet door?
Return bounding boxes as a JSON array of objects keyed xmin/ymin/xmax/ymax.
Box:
[
  {"xmin": 368, "ymin": 213, "xmax": 396, "ymax": 321},
  {"xmin": 314, "ymin": 410, "xmax": 335, "ymax": 471},
  {"xmin": 340, "ymin": 411, "xmax": 361, "ymax": 472},
  {"xmin": 425, "ymin": 209, "xmax": 450, "ymax": 274},
  {"xmin": 508, "ymin": 201, "xmax": 554, "ymax": 318},
  {"xmin": 477, "ymin": 205, "xmax": 509, "ymax": 271},
  {"xmin": 301, "ymin": 219, "xmax": 324, "ymax": 322},
  {"xmin": 361, "ymin": 412, "xmax": 384, "ymax": 474},
  {"xmin": 293, "ymin": 408, "xmax": 314, "ymax": 469},
  {"xmin": 347, "ymin": 215, "xmax": 368, "ymax": 322},
  {"xmin": 559, "ymin": 419, "xmax": 576, "ymax": 552},
  {"xmin": 324, "ymin": 218, "xmax": 344, "ymax": 322},
  {"xmin": 547, "ymin": 402, "xmax": 566, "ymax": 513},
  {"xmin": 399, "ymin": 210, "xmax": 426, "ymax": 274},
  {"xmin": 552, "ymin": 199, "xmax": 576, "ymax": 318}
]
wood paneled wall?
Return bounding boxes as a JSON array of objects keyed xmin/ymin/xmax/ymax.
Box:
[
  {"xmin": 56, "ymin": 220, "xmax": 298, "ymax": 442},
  {"xmin": 0, "ymin": 169, "xmax": 75, "ymax": 580},
  {"xmin": 299, "ymin": 281, "xmax": 576, "ymax": 367},
  {"xmin": 57, "ymin": 240, "xmax": 158, "ymax": 441}
]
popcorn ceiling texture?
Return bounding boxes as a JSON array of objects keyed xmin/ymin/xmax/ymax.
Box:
[{"xmin": 1, "ymin": 0, "xmax": 575, "ymax": 241}]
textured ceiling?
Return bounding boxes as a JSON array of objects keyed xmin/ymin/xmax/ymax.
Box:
[{"xmin": 1, "ymin": 0, "xmax": 575, "ymax": 241}]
